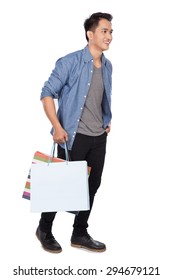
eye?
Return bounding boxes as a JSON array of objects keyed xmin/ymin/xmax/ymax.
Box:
[{"xmin": 101, "ymin": 29, "xmax": 113, "ymax": 35}]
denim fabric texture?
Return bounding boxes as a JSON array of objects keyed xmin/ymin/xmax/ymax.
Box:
[{"xmin": 40, "ymin": 45, "xmax": 112, "ymax": 150}]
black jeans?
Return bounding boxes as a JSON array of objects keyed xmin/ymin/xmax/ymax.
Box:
[{"xmin": 39, "ymin": 132, "xmax": 107, "ymax": 236}]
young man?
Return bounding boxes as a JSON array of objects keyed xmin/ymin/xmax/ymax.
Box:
[{"xmin": 36, "ymin": 12, "xmax": 113, "ymax": 253}]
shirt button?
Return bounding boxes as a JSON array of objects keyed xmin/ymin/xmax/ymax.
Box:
[
  {"xmin": 88, "ymin": 83, "xmax": 90, "ymax": 86},
  {"xmin": 91, "ymin": 70, "xmax": 93, "ymax": 73},
  {"xmin": 84, "ymin": 95, "xmax": 86, "ymax": 98},
  {"xmin": 81, "ymin": 107, "xmax": 83, "ymax": 110}
]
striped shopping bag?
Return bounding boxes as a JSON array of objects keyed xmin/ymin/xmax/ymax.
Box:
[{"xmin": 22, "ymin": 150, "xmax": 64, "ymax": 200}]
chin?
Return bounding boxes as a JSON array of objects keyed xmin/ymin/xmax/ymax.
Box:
[
  {"xmin": 104, "ymin": 44, "xmax": 110, "ymax": 50},
  {"xmin": 103, "ymin": 46, "xmax": 109, "ymax": 51}
]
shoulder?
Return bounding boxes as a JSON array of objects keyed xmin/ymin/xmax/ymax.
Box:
[
  {"xmin": 53, "ymin": 49, "xmax": 85, "ymax": 75},
  {"xmin": 57, "ymin": 48, "xmax": 84, "ymax": 65}
]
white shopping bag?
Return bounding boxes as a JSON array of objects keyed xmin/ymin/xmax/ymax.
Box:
[{"xmin": 30, "ymin": 160, "xmax": 90, "ymax": 212}]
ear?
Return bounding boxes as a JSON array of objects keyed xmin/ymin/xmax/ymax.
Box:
[{"xmin": 87, "ymin": 30, "xmax": 93, "ymax": 41}]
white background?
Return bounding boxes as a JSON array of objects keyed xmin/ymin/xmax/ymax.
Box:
[{"xmin": 0, "ymin": 0, "xmax": 173, "ymax": 279}]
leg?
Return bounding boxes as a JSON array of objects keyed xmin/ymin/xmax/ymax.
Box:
[
  {"xmin": 71, "ymin": 132, "xmax": 107, "ymax": 235},
  {"xmin": 69, "ymin": 133, "xmax": 107, "ymax": 252},
  {"xmin": 39, "ymin": 212, "xmax": 57, "ymax": 233}
]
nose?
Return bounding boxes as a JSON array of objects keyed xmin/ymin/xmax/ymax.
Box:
[{"xmin": 107, "ymin": 32, "xmax": 112, "ymax": 41}]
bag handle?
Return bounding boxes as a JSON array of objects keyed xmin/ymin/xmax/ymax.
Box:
[
  {"xmin": 48, "ymin": 141, "xmax": 69, "ymax": 164},
  {"xmin": 64, "ymin": 141, "xmax": 70, "ymax": 161}
]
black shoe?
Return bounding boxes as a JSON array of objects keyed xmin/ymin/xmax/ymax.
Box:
[
  {"xmin": 71, "ymin": 233, "xmax": 106, "ymax": 252},
  {"xmin": 36, "ymin": 227, "xmax": 62, "ymax": 253}
]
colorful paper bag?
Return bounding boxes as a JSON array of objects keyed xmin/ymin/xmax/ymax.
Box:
[{"xmin": 22, "ymin": 151, "xmax": 64, "ymax": 200}]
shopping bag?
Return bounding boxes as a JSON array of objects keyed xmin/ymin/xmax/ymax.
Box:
[
  {"xmin": 22, "ymin": 150, "xmax": 64, "ymax": 200},
  {"xmin": 30, "ymin": 160, "xmax": 90, "ymax": 212},
  {"xmin": 30, "ymin": 142, "xmax": 90, "ymax": 213}
]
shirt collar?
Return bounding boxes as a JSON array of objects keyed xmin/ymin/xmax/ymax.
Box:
[{"xmin": 83, "ymin": 45, "xmax": 107, "ymax": 65}]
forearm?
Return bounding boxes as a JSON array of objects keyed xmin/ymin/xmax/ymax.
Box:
[
  {"xmin": 41, "ymin": 96, "xmax": 61, "ymax": 130},
  {"xmin": 41, "ymin": 96, "xmax": 68, "ymax": 143}
]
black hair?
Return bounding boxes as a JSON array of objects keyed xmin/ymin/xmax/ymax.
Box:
[{"xmin": 84, "ymin": 12, "xmax": 113, "ymax": 41}]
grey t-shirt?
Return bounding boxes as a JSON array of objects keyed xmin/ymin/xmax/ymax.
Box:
[{"xmin": 77, "ymin": 66, "xmax": 105, "ymax": 136}]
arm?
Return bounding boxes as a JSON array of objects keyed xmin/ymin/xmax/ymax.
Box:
[{"xmin": 41, "ymin": 96, "xmax": 68, "ymax": 144}]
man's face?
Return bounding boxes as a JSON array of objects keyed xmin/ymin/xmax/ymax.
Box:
[{"xmin": 89, "ymin": 19, "xmax": 113, "ymax": 51}]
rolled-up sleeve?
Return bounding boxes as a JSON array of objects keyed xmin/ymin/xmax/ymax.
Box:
[{"xmin": 40, "ymin": 58, "xmax": 69, "ymax": 100}]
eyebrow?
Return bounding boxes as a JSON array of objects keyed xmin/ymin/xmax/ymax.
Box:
[{"xmin": 101, "ymin": 28, "xmax": 113, "ymax": 32}]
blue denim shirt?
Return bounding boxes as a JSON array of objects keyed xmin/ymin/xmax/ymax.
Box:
[{"xmin": 40, "ymin": 45, "xmax": 112, "ymax": 150}]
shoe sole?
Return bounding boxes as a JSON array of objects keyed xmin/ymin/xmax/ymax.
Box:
[
  {"xmin": 71, "ymin": 243, "xmax": 106, "ymax": 252},
  {"xmin": 36, "ymin": 232, "xmax": 62, "ymax": 254}
]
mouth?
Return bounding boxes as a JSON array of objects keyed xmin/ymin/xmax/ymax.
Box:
[
  {"xmin": 104, "ymin": 41, "xmax": 111, "ymax": 45},
  {"xmin": 104, "ymin": 42, "xmax": 110, "ymax": 47}
]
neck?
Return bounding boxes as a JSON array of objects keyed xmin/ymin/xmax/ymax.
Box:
[{"xmin": 88, "ymin": 44, "xmax": 102, "ymax": 68}]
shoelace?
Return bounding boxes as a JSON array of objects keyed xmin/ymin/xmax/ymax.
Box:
[
  {"xmin": 84, "ymin": 232, "xmax": 91, "ymax": 240},
  {"xmin": 45, "ymin": 232, "xmax": 55, "ymax": 240}
]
